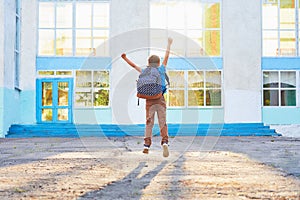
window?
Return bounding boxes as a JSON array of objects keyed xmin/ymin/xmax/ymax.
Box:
[
  {"xmin": 38, "ymin": 1, "xmax": 109, "ymax": 56},
  {"xmin": 15, "ymin": 0, "xmax": 21, "ymax": 88},
  {"xmin": 167, "ymin": 71, "xmax": 185, "ymax": 107},
  {"xmin": 150, "ymin": 0, "xmax": 221, "ymax": 57},
  {"xmin": 263, "ymin": 71, "xmax": 296, "ymax": 106},
  {"xmin": 188, "ymin": 71, "xmax": 222, "ymax": 107},
  {"xmin": 262, "ymin": 0, "xmax": 298, "ymax": 56},
  {"xmin": 38, "ymin": 70, "xmax": 72, "ymax": 77},
  {"xmin": 166, "ymin": 70, "xmax": 222, "ymax": 107},
  {"xmin": 75, "ymin": 70, "xmax": 109, "ymax": 107}
]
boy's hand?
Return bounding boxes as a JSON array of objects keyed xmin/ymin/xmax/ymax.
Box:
[
  {"xmin": 121, "ymin": 53, "xmax": 126, "ymax": 59},
  {"xmin": 168, "ymin": 37, "xmax": 173, "ymax": 45}
]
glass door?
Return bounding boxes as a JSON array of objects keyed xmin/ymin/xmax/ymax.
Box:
[{"xmin": 37, "ymin": 78, "xmax": 73, "ymax": 123}]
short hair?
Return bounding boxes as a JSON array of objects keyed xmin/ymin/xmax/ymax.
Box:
[{"xmin": 148, "ymin": 55, "xmax": 160, "ymax": 67}]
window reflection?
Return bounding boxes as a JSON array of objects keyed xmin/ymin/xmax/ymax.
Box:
[
  {"xmin": 39, "ymin": 3, "xmax": 54, "ymax": 28},
  {"xmin": 263, "ymin": 31, "xmax": 278, "ymax": 56},
  {"xmin": 263, "ymin": 71, "xmax": 296, "ymax": 106},
  {"xmin": 188, "ymin": 90, "xmax": 204, "ymax": 106},
  {"xmin": 57, "ymin": 3, "xmax": 72, "ymax": 28},
  {"xmin": 42, "ymin": 109, "xmax": 53, "ymax": 121},
  {"xmin": 150, "ymin": 1, "xmax": 221, "ymax": 57},
  {"xmin": 58, "ymin": 109, "xmax": 68, "ymax": 121},
  {"xmin": 39, "ymin": 30, "xmax": 55, "ymax": 55},
  {"xmin": 263, "ymin": 90, "xmax": 279, "ymax": 106},
  {"xmin": 280, "ymin": 0, "xmax": 295, "ymax": 29},
  {"xmin": 76, "ymin": 3, "xmax": 92, "ymax": 28},
  {"xmin": 42, "ymin": 82, "xmax": 52, "ymax": 106},
  {"xmin": 76, "ymin": 30, "xmax": 93, "ymax": 56},
  {"xmin": 94, "ymin": 3, "xmax": 109, "ymax": 28},
  {"xmin": 204, "ymin": 3, "xmax": 220, "ymax": 29},
  {"xmin": 38, "ymin": 2, "xmax": 109, "ymax": 56},
  {"xmin": 56, "ymin": 29, "xmax": 72, "ymax": 56},
  {"xmin": 168, "ymin": 90, "xmax": 185, "ymax": 107},
  {"xmin": 263, "ymin": 0, "xmax": 298, "ymax": 56},
  {"xmin": 166, "ymin": 70, "xmax": 222, "ymax": 107},
  {"xmin": 58, "ymin": 82, "xmax": 69, "ymax": 106},
  {"xmin": 279, "ymin": 31, "xmax": 296, "ymax": 56},
  {"xmin": 75, "ymin": 70, "xmax": 110, "ymax": 107}
]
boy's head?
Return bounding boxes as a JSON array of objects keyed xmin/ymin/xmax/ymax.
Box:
[{"xmin": 148, "ymin": 55, "xmax": 160, "ymax": 67}]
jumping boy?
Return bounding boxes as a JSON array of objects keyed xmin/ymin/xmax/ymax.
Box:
[{"xmin": 121, "ymin": 37, "xmax": 173, "ymax": 157}]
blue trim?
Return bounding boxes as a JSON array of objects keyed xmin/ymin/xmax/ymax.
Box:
[
  {"xmin": 262, "ymin": 57, "xmax": 300, "ymax": 70},
  {"xmin": 36, "ymin": 57, "xmax": 112, "ymax": 70},
  {"xmin": 168, "ymin": 57, "xmax": 223, "ymax": 70},
  {"xmin": 36, "ymin": 78, "xmax": 73, "ymax": 123},
  {"xmin": 36, "ymin": 57, "xmax": 221, "ymax": 71}
]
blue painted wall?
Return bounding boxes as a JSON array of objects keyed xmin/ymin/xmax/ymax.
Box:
[
  {"xmin": 0, "ymin": 88, "xmax": 35, "ymax": 137},
  {"xmin": 20, "ymin": 90, "xmax": 36, "ymax": 124},
  {"xmin": 262, "ymin": 107, "xmax": 300, "ymax": 124},
  {"xmin": 73, "ymin": 108, "xmax": 112, "ymax": 124},
  {"xmin": 0, "ymin": 88, "xmax": 3, "ymax": 137},
  {"xmin": 0, "ymin": 87, "xmax": 21, "ymax": 137},
  {"xmin": 167, "ymin": 108, "xmax": 224, "ymax": 124}
]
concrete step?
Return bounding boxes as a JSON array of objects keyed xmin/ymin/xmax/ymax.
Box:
[{"xmin": 6, "ymin": 123, "xmax": 281, "ymax": 138}]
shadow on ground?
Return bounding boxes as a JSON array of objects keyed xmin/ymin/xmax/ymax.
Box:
[{"xmin": 79, "ymin": 161, "xmax": 168, "ymax": 200}]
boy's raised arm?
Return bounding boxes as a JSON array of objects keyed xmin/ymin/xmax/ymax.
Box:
[
  {"xmin": 121, "ymin": 53, "xmax": 142, "ymax": 73},
  {"xmin": 162, "ymin": 37, "xmax": 173, "ymax": 67}
]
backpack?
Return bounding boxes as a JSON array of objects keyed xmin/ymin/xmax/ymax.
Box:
[{"xmin": 136, "ymin": 67, "xmax": 169, "ymax": 100}]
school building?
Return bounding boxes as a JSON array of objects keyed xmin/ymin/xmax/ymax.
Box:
[{"xmin": 0, "ymin": 0, "xmax": 299, "ymax": 137}]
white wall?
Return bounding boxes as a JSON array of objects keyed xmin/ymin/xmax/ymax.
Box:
[
  {"xmin": 20, "ymin": 0, "xmax": 37, "ymax": 91},
  {"xmin": 19, "ymin": 0, "xmax": 37, "ymax": 124},
  {"xmin": 0, "ymin": 0, "xmax": 22, "ymax": 136},
  {"xmin": 223, "ymin": 0, "xmax": 262, "ymax": 123},
  {"xmin": 3, "ymin": 0, "xmax": 15, "ymax": 89},
  {"xmin": 110, "ymin": 0, "xmax": 150, "ymax": 124},
  {"xmin": 0, "ymin": 0, "xmax": 4, "ymax": 88}
]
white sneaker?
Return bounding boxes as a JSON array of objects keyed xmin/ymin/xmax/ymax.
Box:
[
  {"xmin": 143, "ymin": 146, "xmax": 149, "ymax": 154},
  {"xmin": 162, "ymin": 143, "xmax": 169, "ymax": 157}
]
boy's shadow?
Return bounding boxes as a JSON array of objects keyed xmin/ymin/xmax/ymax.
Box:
[{"xmin": 79, "ymin": 161, "xmax": 168, "ymax": 200}]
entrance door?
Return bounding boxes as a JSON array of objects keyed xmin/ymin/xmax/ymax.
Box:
[{"xmin": 37, "ymin": 78, "xmax": 73, "ymax": 123}]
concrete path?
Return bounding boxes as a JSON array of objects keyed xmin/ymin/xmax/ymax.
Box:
[{"xmin": 0, "ymin": 136, "xmax": 299, "ymax": 199}]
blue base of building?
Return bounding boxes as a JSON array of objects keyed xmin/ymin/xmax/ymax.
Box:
[{"xmin": 6, "ymin": 123, "xmax": 281, "ymax": 138}]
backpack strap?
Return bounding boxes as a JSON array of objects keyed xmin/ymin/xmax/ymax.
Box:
[{"xmin": 165, "ymin": 73, "xmax": 170, "ymax": 86}]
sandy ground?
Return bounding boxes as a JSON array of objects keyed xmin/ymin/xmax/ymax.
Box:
[{"xmin": 0, "ymin": 136, "xmax": 299, "ymax": 200}]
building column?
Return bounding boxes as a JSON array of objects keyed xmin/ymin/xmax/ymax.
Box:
[
  {"xmin": 223, "ymin": 0, "xmax": 262, "ymax": 123},
  {"xmin": 110, "ymin": 0, "xmax": 150, "ymax": 124},
  {"xmin": 19, "ymin": 0, "xmax": 37, "ymax": 124}
]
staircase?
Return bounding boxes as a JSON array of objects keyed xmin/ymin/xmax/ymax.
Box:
[{"xmin": 6, "ymin": 123, "xmax": 281, "ymax": 138}]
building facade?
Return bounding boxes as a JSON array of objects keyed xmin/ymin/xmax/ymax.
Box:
[{"xmin": 0, "ymin": 0, "xmax": 299, "ymax": 137}]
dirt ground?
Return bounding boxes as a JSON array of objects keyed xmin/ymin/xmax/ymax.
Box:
[{"xmin": 0, "ymin": 136, "xmax": 299, "ymax": 200}]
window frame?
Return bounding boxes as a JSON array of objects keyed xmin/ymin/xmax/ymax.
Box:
[
  {"xmin": 262, "ymin": 0, "xmax": 299, "ymax": 57},
  {"xmin": 15, "ymin": 0, "xmax": 21, "ymax": 89},
  {"xmin": 262, "ymin": 70, "xmax": 298, "ymax": 107},
  {"xmin": 166, "ymin": 70, "xmax": 223, "ymax": 109},
  {"xmin": 74, "ymin": 69, "xmax": 110, "ymax": 108},
  {"xmin": 150, "ymin": 0, "xmax": 222, "ymax": 58},
  {"xmin": 187, "ymin": 70, "xmax": 223, "ymax": 108},
  {"xmin": 37, "ymin": 70, "xmax": 73, "ymax": 78},
  {"xmin": 37, "ymin": 0, "xmax": 110, "ymax": 57}
]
